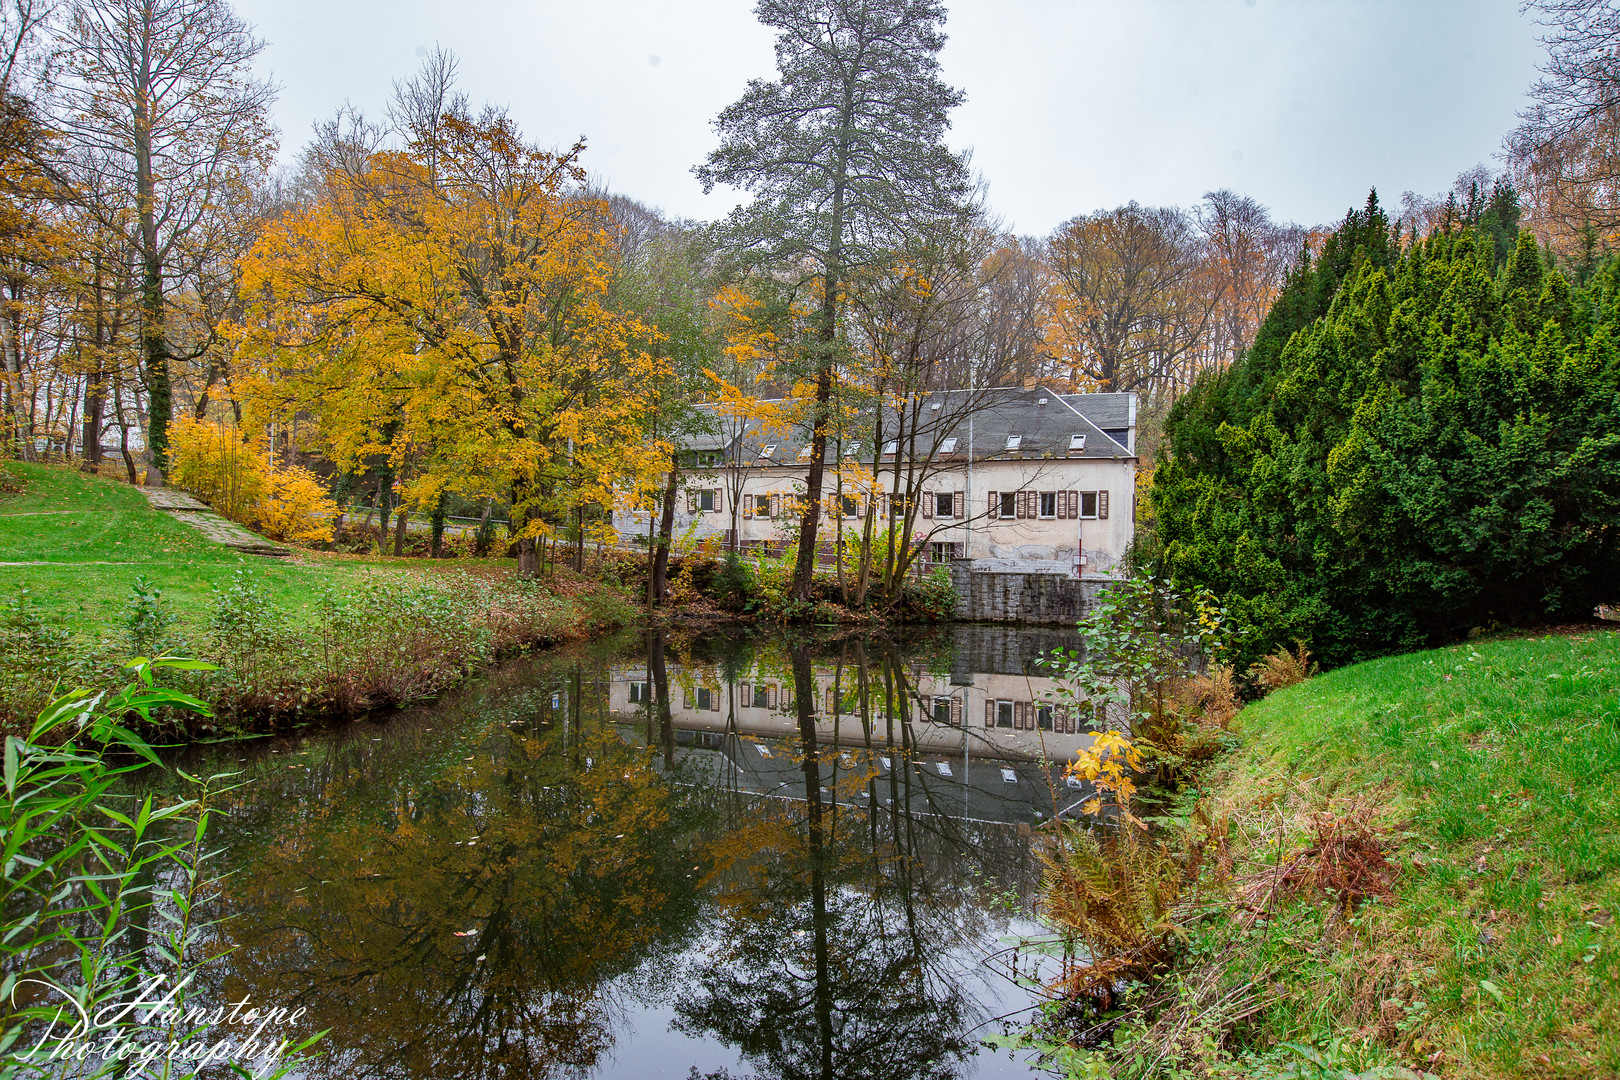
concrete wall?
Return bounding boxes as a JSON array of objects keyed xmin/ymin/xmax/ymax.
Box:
[{"xmin": 947, "ymin": 562, "xmax": 1114, "ymax": 626}]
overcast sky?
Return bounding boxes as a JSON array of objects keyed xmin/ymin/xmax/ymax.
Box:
[{"xmin": 232, "ymin": 0, "xmax": 1546, "ymax": 237}]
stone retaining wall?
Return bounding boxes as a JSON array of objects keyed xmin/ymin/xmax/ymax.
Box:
[{"xmin": 947, "ymin": 561, "xmax": 1114, "ymax": 625}]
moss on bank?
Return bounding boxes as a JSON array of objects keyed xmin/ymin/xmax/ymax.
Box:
[{"xmin": 1038, "ymin": 627, "xmax": 1620, "ymax": 1079}]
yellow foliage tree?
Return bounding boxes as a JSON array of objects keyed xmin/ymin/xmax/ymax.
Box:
[{"xmin": 233, "ymin": 106, "xmax": 667, "ymax": 575}]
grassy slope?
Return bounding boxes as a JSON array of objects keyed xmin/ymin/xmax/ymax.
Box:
[
  {"xmin": 0, "ymin": 462, "xmax": 517, "ymax": 640},
  {"xmin": 1209, "ymin": 629, "xmax": 1619, "ymax": 1078}
]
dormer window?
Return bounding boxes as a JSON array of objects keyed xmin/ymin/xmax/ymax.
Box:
[
  {"xmin": 844, "ymin": 443, "xmax": 860, "ymax": 457},
  {"xmin": 1068, "ymin": 434, "xmax": 1087, "ymax": 455},
  {"xmin": 758, "ymin": 443, "xmax": 777, "ymax": 459},
  {"xmin": 939, "ymin": 437, "xmax": 958, "ymax": 454},
  {"xmin": 1004, "ymin": 435, "xmax": 1022, "ymax": 452},
  {"xmin": 881, "ymin": 440, "xmax": 898, "ymax": 458}
]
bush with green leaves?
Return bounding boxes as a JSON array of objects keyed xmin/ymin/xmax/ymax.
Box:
[
  {"xmin": 1151, "ymin": 192, "xmax": 1620, "ymax": 669},
  {"xmin": 1043, "ymin": 571, "xmax": 1230, "ymax": 752}
]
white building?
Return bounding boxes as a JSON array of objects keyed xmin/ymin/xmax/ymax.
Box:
[{"xmin": 646, "ymin": 386, "xmax": 1137, "ymax": 575}]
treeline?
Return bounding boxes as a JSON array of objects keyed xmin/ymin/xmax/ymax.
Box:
[
  {"xmin": 1149, "ymin": 192, "xmax": 1620, "ymax": 666},
  {"xmin": 0, "ymin": 0, "xmax": 1309, "ymax": 601}
]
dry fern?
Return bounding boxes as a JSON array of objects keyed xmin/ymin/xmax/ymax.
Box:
[{"xmin": 1250, "ymin": 641, "xmax": 1318, "ymax": 694}]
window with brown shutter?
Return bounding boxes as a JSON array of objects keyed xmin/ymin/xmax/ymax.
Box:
[
  {"xmin": 742, "ymin": 499, "xmax": 753, "ymax": 519},
  {"xmin": 714, "ymin": 489, "xmax": 724, "ymax": 514},
  {"xmin": 921, "ymin": 490, "xmax": 932, "ymax": 518},
  {"xmin": 1015, "ymin": 491, "xmax": 1026, "ymax": 519},
  {"xmin": 1098, "ymin": 490, "xmax": 1109, "ymax": 518},
  {"xmin": 686, "ymin": 492, "xmax": 696, "ymax": 514},
  {"xmin": 988, "ymin": 491, "xmax": 998, "ymax": 518},
  {"xmin": 985, "ymin": 700, "xmax": 994, "ymax": 728},
  {"xmin": 1068, "ymin": 490, "xmax": 1079, "ymax": 517},
  {"xmin": 951, "ymin": 697, "xmax": 962, "ymax": 725},
  {"xmin": 769, "ymin": 494, "xmax": 781, "ymax": 518},
  {"xmin": 767, "ymin": 685, "xmax": 778, "ymax": 708},
  {"xmin": 953, "ymin": 490, "xmax": 964, "ymax": 518},
  {"xmin": 739, "ymin": 681, "xmax": 751, "ymax": 703}
]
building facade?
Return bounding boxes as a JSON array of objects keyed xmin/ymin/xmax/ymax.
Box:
[{"xmin": 631, "ymin": 386, "xmax": 1137, "ymax": 576}]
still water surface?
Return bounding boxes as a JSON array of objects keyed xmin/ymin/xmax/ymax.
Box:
[{"xmin": 171, "ymin": 625, "xmax": 1091, "ymax": 1080}]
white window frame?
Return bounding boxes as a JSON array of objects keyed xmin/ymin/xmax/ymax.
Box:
[
  {"xmin": 998, "ymin": 492, "xmax": 1016, "ymax": 519},
  {"xmin": 1004, "ymin": 435, "xmax": 1022, "ymax": 452},
  {"xmin": 695, "ymin": 489, "xmax": 716, "ymax": 513},
  {"xmin": 934, "ymin": 491, "xmax": 954, "ymax": 519},
  {"xmin": 755, "ymin": 494, "xmax": 771, "ymax": 517},
  {"xmin": 1079, "ymin": 491, "xmax": 1100, "ymax": 519},
  {"xmin": 758, "ymin": 443, "xmax": 776, "ymax": 459},
  {"xmin": 939, "ymin": 437, "xmax": 958, "ymax": 454},
  {"xmin": 1068, "ymin": 433, "xmax": 1087, "ymax": 453},
  {"xmin": 996, "ymin": 700, "xmax": 1015, "ymax": 728},
  {"xmin": 1039, "ymin": 491, "xmax": 1057, "ymax": 519}
]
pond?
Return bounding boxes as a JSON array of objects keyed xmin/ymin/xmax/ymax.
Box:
[{"xmin": 164, "ymin": 624, "xmax": 1094, "ymax": 1080}]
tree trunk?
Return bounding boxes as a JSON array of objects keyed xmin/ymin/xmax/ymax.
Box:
[
  {"xmin": 792, "ymin": 365, "xmax": 832, "ymax": 601},
  {"xmin": 429, "ymin": 491, "xmax": 446, "ymax": 558},
  {"xmin": 651, "ymin": 450, "xmax": 679, "ymax": 604},
  {"xmin": 375, "ymin": 475, "xmax": 392, "ymax": 551}
]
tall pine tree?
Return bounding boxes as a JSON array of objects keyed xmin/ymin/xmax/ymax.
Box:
[{"xmin": 696, "ymin": 0, "xmax": 970, "ymax": 600}]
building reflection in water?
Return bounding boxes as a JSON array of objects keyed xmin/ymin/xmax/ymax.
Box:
[{"xmin": 161, "ymin": 627, "xmax": 1077, "ymax": 1080}]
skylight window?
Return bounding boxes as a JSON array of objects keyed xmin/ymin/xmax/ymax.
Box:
[
  {"xmin": 1004, "ymin": 435, "xmax": 1022, "ymax": 452},
  {"xmin": 797, "ymin": 446, "xmax": 814, "ymax": 460},
  {"xmin": 843, "ymin": 443, "xmax": 860, "ymax": 457},
  {"xmin": 939, "ymin": 437, "xmax": 958, "ymax": 454},
  {"xmin": 758, "ymin": 443, "xmax": 776, "ymax": 458},
  {"xmin": 882, "ymin": 440, "xmax": 897, "ymax": 455},
  {"xmin": 1068, "ymin": 434, "xmax": 1087, "ymax": 452}
]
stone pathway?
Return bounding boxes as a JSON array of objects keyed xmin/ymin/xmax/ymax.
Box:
[{"xmin": 139, "ymin": 488, "xmax": 291, "ymax": 557}]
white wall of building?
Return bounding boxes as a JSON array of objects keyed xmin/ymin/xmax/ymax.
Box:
[{"xmin": 623, "ymin": 454, "xmax": 1136, "ymax": 574}]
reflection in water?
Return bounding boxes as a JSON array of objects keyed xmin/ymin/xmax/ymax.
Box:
[{"xmin": 157, "ymin": 627, "xmax": 1077, "ymax": 1080}]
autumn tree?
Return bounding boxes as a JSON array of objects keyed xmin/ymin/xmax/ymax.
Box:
[
  {"xmin": 696, "ymin": 0, "xmax": 971, "ymax": 601},
  {"xmin": 237, "ymin": 69, "xmax": 664, "ymax": 577},
  {"xmin": 1506, "ymin": 1, "xmax": 1620, "ymax": 260},
  {"xmin": 1043, "ymin": 202, "xmax": 1215, "ymax": 398},
  {"xmin": 55, "ymin": 0, "xmax": 276, "ymax": 483},
  {"xmin": 1195, "ymin": 189, "xmax": 1299, "ymax": 371}
]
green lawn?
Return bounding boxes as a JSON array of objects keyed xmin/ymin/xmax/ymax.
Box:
[
  {"xmin": 1201, "ymin": 628, "xmax": 1620, "ymax": 1078},
  {"xmin": 0, "ymin": 462, "xmax": 517, "ymax": 642}
]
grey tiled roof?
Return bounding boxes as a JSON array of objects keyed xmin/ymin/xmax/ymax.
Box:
[{"xmin": 687, "ymin": 386, "xmax": 1136, "ymax": 465}]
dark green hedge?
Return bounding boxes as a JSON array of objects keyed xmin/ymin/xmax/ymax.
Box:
[{"xmin": 1150, "ymin": 194, "xmax": 1620, "ymax": 668}]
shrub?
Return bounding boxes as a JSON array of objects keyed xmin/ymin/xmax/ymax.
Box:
[
  {"xmin": 169, "ymin": 414, "xmax": 267, "ymax": 520},
  {"xmin": 125, "ymin": 575, "xmax": 188, "ymax": 659},
  {"xmin": 255, "ymin": 464, "xmax": 339, "ymax": 543},
  {"xmin": 896, "ymin": 566, "xmax": 958, "ymax": 621},
  {"xmin": 169, "ymin": 415, "xmax": 336, "ymax": 543},
  {"xmin": 711, "ymin": 552, "xmax": 757, "ymax": 611}
]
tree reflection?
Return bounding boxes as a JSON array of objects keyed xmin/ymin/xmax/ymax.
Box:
[
  {"xmin": 672, "ymin": 643, "xmax": 999, "ymax": 1080},
  {"xmin": 143, "ymin": 628, "xmax": 1052, "ymax": 1080},
  {"xmin": 180, "ymin": 651, "xmax": 714, "ymax": 1080}
]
